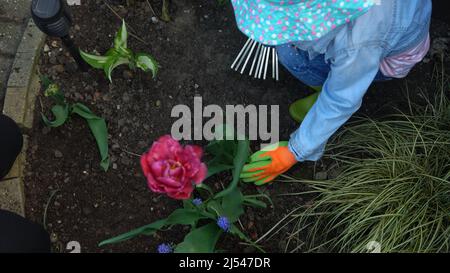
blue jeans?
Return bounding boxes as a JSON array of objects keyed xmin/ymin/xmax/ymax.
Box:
[{"xmin": 276, "ymin": 44, "xmax": 391, "ymax": 87}]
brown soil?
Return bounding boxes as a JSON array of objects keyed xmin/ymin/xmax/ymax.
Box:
[{"xmin": 24, "ymin": 0, "xmax": 449, "ymax": 253}]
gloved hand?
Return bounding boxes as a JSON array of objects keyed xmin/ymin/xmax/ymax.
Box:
[{"xmin": 240, "ymin": 141, "xmax": 297, "ymax": 185}]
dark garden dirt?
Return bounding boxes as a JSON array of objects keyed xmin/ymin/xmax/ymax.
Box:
[{"xmin": 24, "ymin": 0, "xmax": 449, "ymax": 253}]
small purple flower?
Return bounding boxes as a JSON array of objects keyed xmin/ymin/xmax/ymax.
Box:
[
  {"xmin": 192, "ymin": 198, "xmax": 203, "ymax": 206},
  {"xmin": 157, "ymin": 243, "xmax": 172, "ymax": 253},
  {"xmin": 217, "ymin": 216, "xmax": 230, "ymax": 232}
]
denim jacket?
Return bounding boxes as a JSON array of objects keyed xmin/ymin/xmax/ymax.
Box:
[{"xmin": 288, "ymin": 0, "xmax": 432, "ymax": 162}]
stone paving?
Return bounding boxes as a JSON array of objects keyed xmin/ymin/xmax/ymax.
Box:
[
  {"xmin": 0, "ymin": 0, "xmax": 31, "ymax": 111},
  {"xmin": 0, "ymin": 0, "xmax": 42, "ymax": 216}
]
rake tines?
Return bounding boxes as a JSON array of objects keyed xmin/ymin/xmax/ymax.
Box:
[{"xmin": 231, "ymin": 38, "xmax": 279, "ymax": 81}]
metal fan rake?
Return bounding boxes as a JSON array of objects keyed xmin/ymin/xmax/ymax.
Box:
[{"xmin": 231, "ymin": 38, "xmax": 280, "ymax": 81}]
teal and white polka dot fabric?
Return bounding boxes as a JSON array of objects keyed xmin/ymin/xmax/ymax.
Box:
[{"xmin": 231, "ymin": 0, "xmax": 374, "ymax": 45}]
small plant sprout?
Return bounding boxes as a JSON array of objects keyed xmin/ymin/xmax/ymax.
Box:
[
  {"xmin": 41, "ymin": 76, "xmax": 110, "ymax": 171},
  {"xmin": 80, "ymin": 20, "xmax": 158, "ymax": 82}
]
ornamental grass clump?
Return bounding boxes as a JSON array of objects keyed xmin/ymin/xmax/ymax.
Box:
[{"xmin": 270, "ymin": 69, "xmax": 450, "ymax": 253}]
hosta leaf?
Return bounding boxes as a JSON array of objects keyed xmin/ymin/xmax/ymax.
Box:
[
  {"xmin": 105, "ymin": 48, "xmax": 118, "ymax": 57},
  {"xmin": 174, "ymin": 223, "xmax": 222, "ymax": 253},
  {"xmin": 135, "ymin": 53, "xmax": 158, "ymax": 78},
  {"xmin": 116, "ymin": 46, "xmax": 133, "ymax": 59},
  {"xmin": 114, "ymin": 19, "xmax": 128, "ymax": 50},
  {"xmin": 79, "ymin": 50, "xmax": 109, "ymax": 69},
  {"xmin": 71, "ymin": 103, "xmax": 110, "ymax": 171},
  {"xmin": 104, "ymin": 56, "xmax": 130, "ymax": 82},
  {"xmin": 41, "ymin": 104, "xmax": 70, "ymax": 128}
]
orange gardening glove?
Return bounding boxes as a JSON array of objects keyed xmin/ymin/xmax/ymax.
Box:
[{"xmin": 240, "ymin": 141, "xmax": 297, "ymax": 185}]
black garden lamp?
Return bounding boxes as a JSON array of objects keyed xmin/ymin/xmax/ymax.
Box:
[{"xmin": 31, "ymin": 0, "xmax": 89, "ymax": 71}]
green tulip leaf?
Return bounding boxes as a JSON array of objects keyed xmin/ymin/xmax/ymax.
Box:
[
  {"xmin": 99, "ymin": 209, "xmax": 205, "ymax": 247},
  {"xmin": 174, "ymin": 223, "xmax": 222, "ymax": 253},
  {"xmin": 206, "ymin": 200, "xmax": 225, "ymax": 216},
  {"xmin": 41, "ymin": 104, "xmax": 70, "ymax": 128},
  {"xmin": 220, "ymin": 187, "xmax": 244, "ymax": 222},
  {"xmin": 243, "ymin": 198, "xmax": 267, "ymax": 209},
  {"xmin": 205, "ymin": 164, "xmax": 233, "ymax": 180},
  {"xmin": 71, "ymin": 103, "xmax": 110, "ymax": 171},
  {"xmin": 215, "ymin": 138, "xmax": 250, "ymax": 199},
  {"xmin": 99, "ymin": 219, "xmax": 167, "ymax": 247}
]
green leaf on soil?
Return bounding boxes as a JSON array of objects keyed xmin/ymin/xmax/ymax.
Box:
[
  {"xmin": 79, "ymin": 50, "xmax": 110, "ymax": 69},
  {"xmin": 174, "ymin": 223, "xmax": 223, "ymax": 253},
  {"xmin": 114, "ymin": 20, "xmax": 128, "ymax": 50},
  {"xmin": 135, "ymin": 53, "xmax": 159, "ymax": 78},
  {"xmin": 220, "ymin": 187, "xmax": 244, "ymax": 222},
  {"xmin": 41, "ymin": 104, "xmax": 70, "ymax": 128},
  {"xmin": 71, "ymin": 103, "xmax": 110, "ymax": 171},
  {"xmin": 104, "ymin": 56, "xmax": 131, "ymax": 82},
  {"xmin": 99, "ymin": 208, "xmax": 206, "ymax": 246}
]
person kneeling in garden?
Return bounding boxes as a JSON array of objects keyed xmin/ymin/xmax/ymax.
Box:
[
  {"xmin": 0, "ymin": 114, "xmax": 51, "ymax": 253},
  {"xmin": 237, "ymin": 0, "xmax": 432, "ymax": 184}
]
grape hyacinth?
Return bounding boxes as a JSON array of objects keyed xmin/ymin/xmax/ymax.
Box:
[
  {"xmin": 217, "ymin": 216, "xmax": 230, "ymax": 232},
  {"xmin": 192, "ymin": 198, "xmax": 203, "ymax": 206},
  {"xmin": 157, "ymin": 243, "xmax": 173, "ymax": 253}
]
